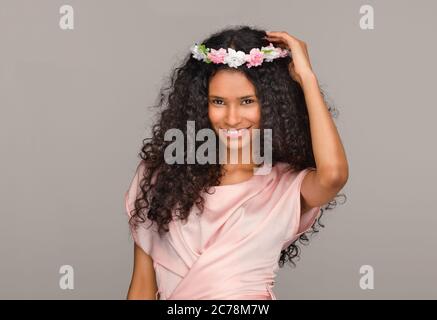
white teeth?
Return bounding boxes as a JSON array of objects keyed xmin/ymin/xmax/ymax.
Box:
[
  {"xmin": 221, "ymin": 127, "xmax": 249, "ymax": 137},
  {"xmin": 225, "ymin": 128, "xmax": 247, "ymax": 133}
]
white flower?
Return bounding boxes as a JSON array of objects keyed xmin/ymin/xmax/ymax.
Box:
[
  {"xmin": 261, "ymin": 44, "xmax": 281, "ymax": 62},
  {"xmin": 224, "ymin": 48, "xmax": 247, "ymax": 68},
  {"xmin": 190, "ymin": 44, "xmax": 207, "ymax": 61}
]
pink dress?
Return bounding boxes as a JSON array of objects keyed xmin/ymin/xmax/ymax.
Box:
[{"xmin": 124, "ymin": 161, "xmax": 322, "ymax": 300}]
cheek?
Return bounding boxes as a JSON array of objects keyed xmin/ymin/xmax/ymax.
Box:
[
  {"xmin": 208, "ymin": 106, "xmax": 222, "ymax": 124},
  {"xmin": 207, "ymin": 106, "xmax": 213, "ymax": 121},
  {"xmin": 248, "ymin": 106, "xmax": 262, "ymax": 126}
]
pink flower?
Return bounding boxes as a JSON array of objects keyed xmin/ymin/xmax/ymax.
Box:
[
  {"xmin": 208, "ymin": 48, "xmax": 227, "ymax": 64},
  {"xmin": 245, "ymin": 48, "xmax": 264, "ymax": 68},
  {"xmin": 278, "ymin": 48, "xmax": 289, "ymax": 57}
]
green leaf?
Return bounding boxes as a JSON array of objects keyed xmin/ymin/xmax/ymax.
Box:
[
  {"xmin": 198, "ymin": 44, "xmax": 208, "ymax": 55},
  {"xmin": 261, "ymin": 49, "xmax": 274, "ymax": 54}
]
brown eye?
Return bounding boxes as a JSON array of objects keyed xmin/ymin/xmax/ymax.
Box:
[
  {"xmin": 242, "ymin": 99, "xmax": 254, "ymax": 105},
  {"xmin": 212, "ymin": 99, "xmax": 224, "ymax": 105}
]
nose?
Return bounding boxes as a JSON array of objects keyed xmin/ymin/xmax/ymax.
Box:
[{"xmin": 224, "ymin": 104, "xmax": 242, "ymax": 127}]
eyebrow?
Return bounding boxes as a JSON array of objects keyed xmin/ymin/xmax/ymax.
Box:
[{"xmin": 209, "ymin": 95, "xmax": 256, "ymax": 100}]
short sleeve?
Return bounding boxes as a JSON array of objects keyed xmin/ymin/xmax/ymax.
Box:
[
  {"xmin": 124, "ymin": 160, "xmax": 155, "ymax": 256},
  {"xmin": 281, "ymin": 167, "xmax": 322, "ymax": 250}
]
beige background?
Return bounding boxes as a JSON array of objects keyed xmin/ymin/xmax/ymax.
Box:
[{"xmin": 1, "ymin": 0, "xmax": 436, "ymax": 299}]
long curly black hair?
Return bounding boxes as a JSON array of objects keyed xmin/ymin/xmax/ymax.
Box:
[{"xmin": 127, "ymin": 25, "xmax": 347, "ymax": 268}]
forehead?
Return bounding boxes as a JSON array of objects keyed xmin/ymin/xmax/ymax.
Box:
[{"xmin": 208, "ymin": 70, "xmax": 256, "ymax": 98}]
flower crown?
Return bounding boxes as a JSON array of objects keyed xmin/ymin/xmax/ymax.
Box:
[{"xmin": 190, "ymin": 42, "xmax": 290, "ymax": 68}]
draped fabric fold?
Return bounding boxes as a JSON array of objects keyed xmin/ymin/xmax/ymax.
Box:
[{"xmin": 125, "ymin": 161, "xmax": 322, "ymax": 300}]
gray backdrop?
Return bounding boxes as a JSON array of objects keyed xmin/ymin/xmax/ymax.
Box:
[{"xmin": 1, "ymin": 0, "xmax": 436, "ymax": 299}]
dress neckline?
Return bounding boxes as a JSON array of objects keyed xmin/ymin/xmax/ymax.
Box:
[{"xmin": 212, "ymin": 163, "xmax": 277, "ymax": 189}]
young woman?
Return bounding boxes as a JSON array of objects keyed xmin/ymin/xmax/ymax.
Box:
[{"xmin": 125, "ymin": 26, "xmax": 348, "ymax": 300}]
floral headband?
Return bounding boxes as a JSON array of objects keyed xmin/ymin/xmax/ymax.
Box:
[{"xmin": 190, "ymin": 42, "xmax": 290, "ymax": 69}]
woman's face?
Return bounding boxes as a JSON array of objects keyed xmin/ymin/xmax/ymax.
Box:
[{"xmin": 208, "ymin": 70, "xmax": 261, "ymax": 158}]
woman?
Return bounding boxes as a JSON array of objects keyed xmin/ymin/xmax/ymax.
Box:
[{"xmin": 125, "ymin": 26, "xmax": 348, "ymax": 300}]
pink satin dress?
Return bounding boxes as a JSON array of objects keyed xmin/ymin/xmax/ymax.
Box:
[{"xmin": 125, "ymin": 161, "xmax": 322, "ymax": 300}]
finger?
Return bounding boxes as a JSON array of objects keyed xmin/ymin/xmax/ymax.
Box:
[
  {"xmin": 264, "ymin": 35, "xmax": 280, "ymax": 39},
  {"xmin": 264, "ymin": 37, "xmax": 281, "ymax": 42},
  {"xmin": 266, "ymin": 36, "xmax": 293, "ymax": 47},
  {"xmin": 265, "ymin": 34, "xmax": 283, "ymax": 39},
  {"xmin": 267, "ymin": 31, "xmax": 300, "ymax": 44},
  {"xmin": 266, "ymin": 31, "xmax": 290, "ymax": 39},
  {"xmin": 264, "ymin": 36, "xmax": 285, "ymax": 42},
  {"xmin": 263, "ymin": 36, "xmax": 282, "ymax": 43},
  {"xmin": 266, "ymin": 31, "xmax": 284, "ymax": 35},
  {"xmin": 264, "ymin": 39, "xmax": 287, "ymax": 48},
  {"xmin": 264, "ymin": 37, "xmax": 289, "ymax": 49},
  {"xmin": 264, "ymin": 37, "xmax": 283, "ymax": 42}
]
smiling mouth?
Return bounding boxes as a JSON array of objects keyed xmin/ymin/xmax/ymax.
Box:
[{"xmin": 219, "ymin": 126, "xmax": 251, "ymax": 138}]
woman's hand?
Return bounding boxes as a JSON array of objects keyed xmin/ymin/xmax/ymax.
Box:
[{"xmin": 264, "ymin": 31, "xmax": 315, "ymax": 86}]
